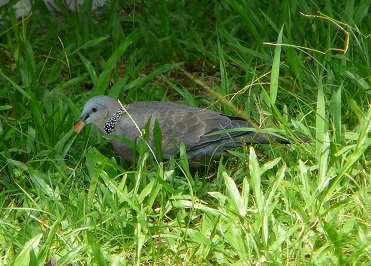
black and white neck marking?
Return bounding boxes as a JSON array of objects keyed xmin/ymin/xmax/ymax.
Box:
[{"xmin": 104, "ymin": 108, "xmax": 124, "ymax": 134}]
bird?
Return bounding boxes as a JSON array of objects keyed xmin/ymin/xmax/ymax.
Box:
[{"xmin": 74, "ymin": 95, "xmax": 290, "ymax": 162}]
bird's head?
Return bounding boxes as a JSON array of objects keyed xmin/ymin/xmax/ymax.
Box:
[{"xmin": 74, "ymin": 96, "xmax": 122, "ymax": 133}]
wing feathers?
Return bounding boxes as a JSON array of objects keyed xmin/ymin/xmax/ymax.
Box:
[{"xmin": 114, "ymin": 101, "xmax": 276, "ymax": 160}]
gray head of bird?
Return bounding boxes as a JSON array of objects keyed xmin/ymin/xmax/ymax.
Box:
[{"xmin": 74, "ymin": 96, "xmax": 122, "ymax": 133}]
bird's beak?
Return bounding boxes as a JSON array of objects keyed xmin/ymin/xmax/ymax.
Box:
[{"xmin": 73, "ymin": 115, "xmax": 88, "ymax": 133}]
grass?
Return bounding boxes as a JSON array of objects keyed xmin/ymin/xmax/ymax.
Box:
[{"xmin": 1, "ymin": 0, "xmax": 371, "ymax": 265}]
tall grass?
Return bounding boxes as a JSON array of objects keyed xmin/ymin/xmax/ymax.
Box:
[{"xmin": 1, "ymin": 0, "xmax": 370, "ymax": 265}]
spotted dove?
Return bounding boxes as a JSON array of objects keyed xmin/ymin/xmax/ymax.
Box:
[{"xmin": 74, "ymin": 95, "xmax": 289, "ymax": 162}]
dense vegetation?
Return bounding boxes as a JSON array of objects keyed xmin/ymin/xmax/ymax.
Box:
[{"xmin": 0, "ymin": 0, "xmax": 370, "ymax": 265}]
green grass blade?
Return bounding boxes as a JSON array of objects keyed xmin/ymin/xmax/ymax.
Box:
[
  {"xmin": 0, "ymin": 70, "xmax": 31, "ymax": 99},
  {"xmin": 78, "ymin": 52, "xmax": 98, "ymax": 84},
  {"xmin": 87, "ymin": 232, "xmax": 107, "ymax": 266},
  {"xmin": 93, "ymin": 32, "xmax": 137, "ymax": 94},
  {"xmin": 223, "ymin": 171, "xmax": 246, "ymax": 217},
  {"xmin": 316, "ymin": 81, "xmax": 327, "ymax": 156},
  {"xmin": 10, "ymin": 234, "xmax": 43, "ymax": 266},
  {"xmin": 249, "ymin": 147, "xmax": 263, "ymax": 212},
  {"xmin": 332, "ymin": 85, "xmax": 342, "ymax": 144},
  {"xmin": 270, "ymin": 25, "xmax": 284, "ymax": 104}
]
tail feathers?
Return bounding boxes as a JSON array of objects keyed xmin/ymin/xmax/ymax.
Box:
[{"xmin": 244, "ymin": 130, "xmax": 309, "ymax": 144}]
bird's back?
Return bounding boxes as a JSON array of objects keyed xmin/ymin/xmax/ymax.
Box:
[{"xmin": 112, "ymin": 101, "xmax": 277, "ymax": 161}]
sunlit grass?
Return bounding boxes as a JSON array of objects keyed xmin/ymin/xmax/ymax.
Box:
[{"xmin": 1, "ymin": 0, "xmax": 371, "ymax": 265}]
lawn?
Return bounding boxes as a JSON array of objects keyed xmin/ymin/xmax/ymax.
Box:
[{"xmin": 0, "ymin": 0, "xmax": 370, "ymax": 265}]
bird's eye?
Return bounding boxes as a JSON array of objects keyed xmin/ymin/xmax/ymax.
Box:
[{"xmin": 92, "ymin": 107, "xmax": 98, "ymax": 113}]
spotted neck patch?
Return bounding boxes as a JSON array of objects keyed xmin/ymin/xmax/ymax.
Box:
[{"xmin": 104, "ymin": 108, "xmax": 124, "ymax": 134}]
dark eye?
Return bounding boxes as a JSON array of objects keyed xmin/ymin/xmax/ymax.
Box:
[{"xmin": 92, "ymin": 107, "xmax": 98, "ymax": 113}]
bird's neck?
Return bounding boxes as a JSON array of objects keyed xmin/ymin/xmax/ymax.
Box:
[{"xmin": 104, "ymin": 108, "xmax": 124, "ymax": 134}]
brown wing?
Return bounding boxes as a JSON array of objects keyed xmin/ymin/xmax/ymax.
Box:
[
  {"xmin": 115, "ymin": 101, "xmax": 280, "ymax": 161},
  {"xmin": 155, "ymin": 104, "xmax": 259, "ymax": 159}
]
